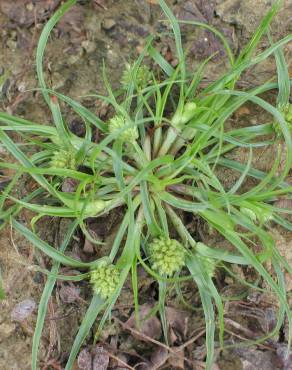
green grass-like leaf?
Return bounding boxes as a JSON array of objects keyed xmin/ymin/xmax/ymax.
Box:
[{"xmin": 32, "ymin": 220, "xmax": 79, "ymax": 370}]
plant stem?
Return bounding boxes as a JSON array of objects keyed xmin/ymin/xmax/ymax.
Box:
[
  {"xmin": 158, "ymin": 127, "xmax": 178, "ymax": 156},
  {"xmin": 170, "ymin": 127, "xmax": 197, "ymax": 155},
  {"xmin": 164, "ymin": 204, "xmax": 196, "ymax": 247},
  {"xmin": 153, "ymin": 126, "xmax": 162, "ymax": 157},
  {"xmin": 143, "ymin": 134, "xmax": 151, "ymax": 161}
]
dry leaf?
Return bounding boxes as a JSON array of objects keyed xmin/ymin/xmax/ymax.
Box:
[
  {"xmin": 126, "ymin": 303, "xmax": 161, "ymax": 340},
  {"xmin": 233, "ymin": 348, "xmax": 279, "ymax": 370},
  {"xmin": 166, "ymin": 307, "xmax": 189, "ymax": 339},
  {"xmin": 59, "ymin": 284, "xmax": 80, "ymax": 304},
  {"xmin": 83, "ymin": 239, "xmax": 95, "ymax": 254},
  {"xmin": 150, "ymin": 347, "xmax": 168, "ymax": 369},
  {"xmin": 276, "ymin": 344, "xmax": 292, "ymax": 370},
  {"xmin": 78, "ymin": 348, "xmax": 92, "ymax": 370},
  {"xmin": 92, "ymin": 346, "xmax": 109, "ymax": 370},
  {"xmin": 168, "ymin": 348, "xmax": 185, "ymax": 369},
  {"xmin": 62, "ymin": 178, "xmax": 79, "ymax": 193}
]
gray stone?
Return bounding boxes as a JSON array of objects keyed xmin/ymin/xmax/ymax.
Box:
[{"xmin": 102, "ymin": 18, "xmax": 116, "ymax": 31}]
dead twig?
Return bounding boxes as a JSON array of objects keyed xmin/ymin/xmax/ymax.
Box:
[{"xmin": 114, "ymin": 316, "xmax": 204, "ymax": 368}]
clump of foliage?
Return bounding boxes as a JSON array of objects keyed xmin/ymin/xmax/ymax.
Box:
[{"xmin": 0, "ymin": 0, "xmax": 291, "ymax": 369}]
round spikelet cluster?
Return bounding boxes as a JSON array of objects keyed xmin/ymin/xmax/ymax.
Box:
[
  {"xmin": 148, "ymin": 236, "xmax": 186, "ymax": 276},
  {"xmin": 121, "ymin": 64, "xmax": 151, "ymax": 89},
  {"xmin": 281, "ymin": 103, "xmax": 292, "ymax": 124},
  {"xmin": 240, "ymin": 206, "xmax": 272, "ymax": 224},
  {"xmin": 200, "ymin": 256, "xmax": 216, "ymax": 277},
  {"xmin": 108, "ymin": 115, "xmax": 138, "ymax": 143},
  {"xmin": 90, "ymin": 263, "xmax": 120, "ymax": 299},
  {"xmin": 50, "ymin": 148, "xmax": 76, "ymax": 170},
  {"xmin": 274, "ymin": 103, "xmax": 292, "ymax": 135}
]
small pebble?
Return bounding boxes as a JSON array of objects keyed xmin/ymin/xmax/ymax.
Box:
[
  {"xmin": 33, "ymin": 271, "xmax": 43, "ymax": 284},
  {"xmin": 102, "ymin": 18, "xmax": 116, "ymax": 31},
  {"xmin": 18, "ymin": 82, "xmax": 26, "ymax": 92},
  {"xmin": 81, "ymin": 40, "xmax": 96, "ymax": 53},
  {"xmin": 67, "ymin": 47, "xmax": 83, "ymax": 65},
  {"xmin": 26, "ymin": 2, "xmax": 34, "ymax": 11},
  {"xmin": 11, "ymin": 299, "xmax": 36, "ymax": 322}
]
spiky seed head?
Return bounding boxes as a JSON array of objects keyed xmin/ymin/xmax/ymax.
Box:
[
  {"xmin": 90, "ymin": 262, "xmax": 120, "ymax": 299},
  {"xmin": 121, "ymin": 63, "xmax": 152, "ymax": 88},
  {"xmin": 50, "ymin": 148, "xmax": 76, "ymax": 170},
  {"xmin": 148, "ymin": 236, "xmax": 185, "ymax": 276},
  {"xmin": 287, "ymin": 104, "xmax": 292, "ymax": 122},
  {"xmin": 200, "ymin": 256, "xmax": 216, "ymax": 277},
  {"xmin": 273, "ymin": 103, "xmax": 292, "ymax": 136},
  {"xmin": 240, "ymin": 205, "xmax": 272, "ymax": 224},
  {"xmin": 108, "ymin": 115, "xmax": 138, "ymax": 143}
]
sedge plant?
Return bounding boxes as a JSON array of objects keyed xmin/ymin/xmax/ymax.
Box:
[{"xmin": 0, "ymin": 0, "xmax": 291, "ymax": 369}]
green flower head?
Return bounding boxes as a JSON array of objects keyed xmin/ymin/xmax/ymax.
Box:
[
  {"xmin": 240, "ymin": 202, "xmax": 272, "ymax": 224},
  {"xmin": 199, "ymin": 256, "xmax": 216, "ymax": 278},
  {"xmin": 121, "ymin": 63, "xmax": 152, "ymax": 89},
  {"xmin": 50, "ymin": 148, "xmax": 76, "ymax": 170},
  {"xmin": 273, "ymin": 103, "xmax": 292, "ymax": 136},
  {"xmin": 108, "ymin": 115, "xmax": 138, "ymax": 143},
  {"xmin": 148, "ymin": 236, "xmax": 186, "ymax": 276},
  {"xmin": 90, "ymin": 262, "xmax": 120, "ymax": 299}
]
